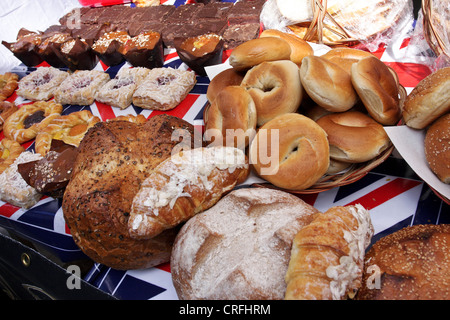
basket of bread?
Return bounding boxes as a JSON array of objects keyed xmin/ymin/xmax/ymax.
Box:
[{"xmin": 203, "ymin": 30, "xmax": 407, "ymax": 194}]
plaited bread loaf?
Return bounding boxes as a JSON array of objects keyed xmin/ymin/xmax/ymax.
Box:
[
  {"xmin": 285, "ymin": 204, "xmax": 374, "ymax": 300},
  {"xmin": 128, "ymin": 146, "xmax": 249, "ymax": 239},
  {"xmin": 171, "ymin": 188, "xmax": 318, "ymax": 300},
  {"xmin": 62, "ymin": 114, "xmax": 203, "ymax": 270}
]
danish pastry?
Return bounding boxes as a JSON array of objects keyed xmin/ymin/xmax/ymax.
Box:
[
  {"xmin": 0, "ymin": 72, "xmax": 19, "ymax": 101},
  {"xmin": 95, "ymin": 67, "xmax": 150, "ymax": 109},
  {"xmin": 54, "ymin": 70, "xmax": 110, "ymax": 106},
  {"xmin": 17, "ymin": 67, "xmax": 68, "ymax": 101},
  {"xmin": 0, "ymin": 138, "xmax": 25, "ymax": 174},
  {"xmin": 132, "ymin": 67, "xmax": 196, "ymax": 111},
  {"xmin": 35, "ymin": 110, "xmax": 100, "ymax": 156},
  {"xmin": 0, "ymin": 101, "xmax": 18, "ymax": 132},
  {"xmin": 106, "ymin": 114, "xmax": 147, "ymax": 124},
  {"xmin": 0, "ymin": 151, "xmax": 43, "ymax": 209},
  {"xmin": 3, "ymin": 101, "xmax": 63, "ymax": 144}
]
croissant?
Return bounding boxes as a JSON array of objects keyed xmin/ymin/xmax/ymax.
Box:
[
  {"xmin": 128, "ymin": 146, "xmax": 250, "ymax": 239},
  {"xmin": 285, "ymin": 204, "xmax": 374, "ymax": 300}
]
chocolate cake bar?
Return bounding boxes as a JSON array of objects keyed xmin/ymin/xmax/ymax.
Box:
[
  {"xmin": 222, "ymin": 22, "xmax": 261, "ymax": 49},
  {"xmin": 227, "ymin": 0, "xmax": 265, "ymax": 24}
]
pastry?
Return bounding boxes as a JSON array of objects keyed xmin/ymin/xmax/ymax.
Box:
[
  {"xmin": 0, "ymin": 72, "xmax": 19, "ymax": 101},
  {"xmin": 0, "ymin": 101, "xmax": 18, "ymax": 132},
  {"xmin": 2, "ymin": 29, "xmax": 44, "ymax": 67},
  {"xmin": 0, "ymin": 138, "xmax": 25, "ymax": 174},
  {"xmin": 121, "ymin": 31, "xmax": 164, "ymax": 69},
  {"xmin": 92, "ymin": 31, "xmax": 131, "ymax": 66},
  {"xmin": 17, "ymin": 67, "xmax": 68, "ymax": 101}
]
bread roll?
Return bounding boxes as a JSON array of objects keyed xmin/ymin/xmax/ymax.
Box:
[
  {"xmin": 206, "ymin": 68, "xmax": 245, "ymax": 103},
  {"xmin": 285, "ymin": 204, "xmax": 374, "ymax": 300},
  {"xmin": 128, "ymin": 146, "xmax": 249, "ymax": 239},
  {"xmin": 171, "ymin": 188, "xmax": 318, "ymax": 300},
  {"xmin": 204, "ymin": 85, "xmax": 257, "ymax": 149},
  {"xmin": 402, "ymin": 67, "xmax": 450, "ymax": 129},
  {"xmin": 241, "ymin": 60, "xmax": 303, "ymax": 126},
  {"xmin": 351, "ymin": 56, "xmax": 401, "ymax": 125},
  {"xmin": 316, "ymin": 111, "xmax": 391, "ymax": 163},
  {"xmin": 249, "ymin": 113, "xmax": 329, "ymax": 190},
  {"xmin": 424, "ymin": 113, "xmax": 450, "ymax": 184},
  {"xmin": 260, "ymin": 29, "xmax": 313, "ymax": 66},
  {"xmin": 300, "ymin": 55, "xmax": 358, "ymax": 112},
  {"xmin": 62, "ymin": 115, "xmax": 203, "ymax": 270},
  {"xmin": 357, "ymin": 224, "xmax": 450, "ymax": 300},
  {"xmin": 321, "ymin": 47, "xmax": 375, "ymax": 75},
  {"xmin": 229, "ymin": 37, "xmax": 291, "ymax": 71}
]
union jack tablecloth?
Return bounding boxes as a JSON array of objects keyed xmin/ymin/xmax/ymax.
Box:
[{"xmin": 0, "ymin": 1, "xmax": 448, "ymax": 300}]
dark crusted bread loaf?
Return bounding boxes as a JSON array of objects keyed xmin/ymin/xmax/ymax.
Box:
[{"xmin": 62, "ymin": 114, "xmax": 202, "ymax": 270}]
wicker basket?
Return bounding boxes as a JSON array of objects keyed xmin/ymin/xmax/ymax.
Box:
[{"xmin": 421, "ymin": 0, "xmax": 450, "ymax": 59}]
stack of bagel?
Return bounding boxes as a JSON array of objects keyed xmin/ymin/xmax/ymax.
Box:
[{"xmin": 204, "ymin": 29, "xmax": 402, "ymax": 191}]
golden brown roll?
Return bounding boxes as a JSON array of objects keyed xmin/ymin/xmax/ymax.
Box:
[
  {"xmin": 229, "ymin": 37, "xmax": 292, "ymax": 71},
  {"xmin": 241, "ymin": 60, "xmax": 303, "ymax": 126},
  {"xmin": 316, "ymin": 111, "xmax": 391, "ymax": 163},
  {"xmin": 402, "ymin": 67, "xmax": 450, "ymax": 129},
  {"xmin": 260, "ymin": 29, "xmax": 314, "ymax": 66},
  {"xmin": 204, "ymin": 85, "xmax": 257, "ymax": 149},
  {"xmin": 300, "ymin": 55, "xmax": 358, "ymax": 112},
  {"xmin": 351, "ymin": 56, "xmax": 401, "ymax": 125},
  {"xmin": 321, "ymin": 47, "xmax": 376, "ymax": 75},
  {"xmin": 357, "ymin": 224, "xmax": 450, "ymax": 300},
  {"xmin": 424, "ymin": 113, "xmax": 450, "ymax": 184},
  {"xmin": 206, "ymin": 68, "xmax": 245, "ymax": 103},
  {"xmin": 249, "ymin": 113, "xmax": 329, "ymax": 190}
]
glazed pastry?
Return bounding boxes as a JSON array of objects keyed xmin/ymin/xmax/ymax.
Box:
[
  {"xmin": 0, "ymin": 101, "xmax": 18, "ymax": 132},
  {"xmin": 34, "ymin": 110, "xmax": 100, "ymax": 156},
  {"xmin": 132, "ymin": 67, "xmax": 196, "ymax": 111},
  {"xmin": 0, "ymin": 72, "xmax": 19, "ymax": 101},
  {"xmin": 3, "ymin": 101, "xmax": 63, "ymax": 144},
  {"xmin": 0, "ymin": 138, "xmax": 25, "ymax": 174},
  {"xmin": 17, "ymin": 67, "xmax": 68, "ymax": 101},
  {"xmin": 54, "ymin": 70, "xmax": 110, "ymax": 106}
]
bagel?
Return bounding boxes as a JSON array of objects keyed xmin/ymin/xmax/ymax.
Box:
[
  {"xmin": 316, "ymin": 111, "xmax": 391, "ymax": 163},
  {"xmin": 204, "ymin": 86, "xmax": 257, "ymax": 149},
  {"xmin": 206, "ymin": 68, "xmax": 245, "ymax": 103},
  {"xmin": 249, "ymin": 113, "xmax": 329, "ymax": 190},
  {"xmin": 0, "ymin": 138, "xmax": 25, "ymax": 174},
  {"xmin": 229, "ymin": 37, "xmax": 292, "ymax": 71},
  {"xmin": 351, "ymin": 56, "xmax": 401, "ymax": 125},
  {"xmin": 35, "ymin": 110, "xmax": 101, "ymax": 156},
  {"xmin": 260, "ymin": 29, "xmax": 313, "ymax": 66},
  {"xmin": 241, "ymin": 60, "xmax": 303, "ymax": 126},
  {"xmin": 424, "ymin": 113, "xmax": 450, "ymax": 184},
  {"xmin": 3, "ymin": 101, "xmax": 63, "ymax": 144},
  {"xmin": 300, "ymin": 55, "xmax": 358, "ymax": 112},
  {"xmin": 402, "ymin": 67, "xmax": 450, "ymax": 129},
  {"xmin": 321, "ymin": 48, "xmax": 376, "ymax": 75}
]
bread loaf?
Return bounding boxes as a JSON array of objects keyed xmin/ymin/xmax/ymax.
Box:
[
  {"xmin": 62, "ymin": 114, "xmax": 202, "ymax": 270},
  {"xmin": 170, "ymin": 188, "xmax": 318, "ymax": 300},
  {"xmin": 128, "ymin": 146, "xmax": 249, "ymax": 239}
]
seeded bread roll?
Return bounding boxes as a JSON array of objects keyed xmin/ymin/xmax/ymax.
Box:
[{"xmin": 424, "ymin": 113, "xmax": 450, "ymax": 184}]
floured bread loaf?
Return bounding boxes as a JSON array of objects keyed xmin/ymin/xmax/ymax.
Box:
[
  {"xmin": 170, "ymin": 188, "xmax": 318, "ymax": 300},
  {"xmin": 62, "ymin": 114, "xmax": 202, "ymax": 270}
]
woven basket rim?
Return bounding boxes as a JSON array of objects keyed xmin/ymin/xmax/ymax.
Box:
[{"xmin": 421, "ymin": 0, "xmax": 450, "ymax": 58}]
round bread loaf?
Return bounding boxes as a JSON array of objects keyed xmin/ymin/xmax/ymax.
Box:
[
  {"xmin": 204, "ymin": 85, "xmax": 257, "ymax": 149},
  {"xmin": 206, "ymin": 68, "xmax": 245, "ymax": 103},
  {"xmin": 170, "ymin": 187, "xmax": 318, "ymax": 300},
  {"xmin": 260, "ymin": 29, "xmax": 313, "ymax": 66},
  {"xmin": 62, "ymin": 114, "xmax": 202, "ymax": 270},
  {"xmin": 229, "ymin": 37, "xmax": 292, "ymax": 71},
  {"xmin": 424, "ymin": 113, "xmax": 450, "ymax": 184},
  {"xmin": 300, "ymin": 55, "xmax": 358, "ymax": 112},
  {"xmin": 351, "ymin": 56, "xmax": 401, "ymax": 125},
  {"xmin": 316, "ymin": 111, "xmax": 391, "ymax": 163},
  {"xmin": 321, "ymin": 47, "xmax": 375, "ymax": 75},
  {"xmin": 356, "ymin": 224, "xmax": 450, "ymax": 300},
  {"xmin": 402, "ymin": 67, "xmax": 450, "ymax": 129},
  {"xmin": 249, "ymin": 113, "xmax": 329, "ymax": 190},
  {"xmin": 241, "ymin": 60, "xmax": 303, "ymax": 126}
]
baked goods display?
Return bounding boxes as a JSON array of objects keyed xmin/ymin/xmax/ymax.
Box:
[
  {"xmin": 3, "ymin": 101, "xmax": 63, "ymax": 144},
  {"xmin": 0, "ymin": 101, "xmax": 18, "ymax": 132},
  {"xmin": 132, "ymin": 67, "xmax": 196, "ymax": 111},
  {"xmin": 170, "ymin": 188, "xmax": 319, "ymax": 300},
  {"xmin": 0, "ymin": 138, "xmax": 25, "ymax": 174},
  {"xmin": 16, "ymin": 67, "xmax": 69, "ymax": 101},
  {"xmin": 402, "ymin": 67, "xmax": 450, "ymax": 130},
  {"xmin": 285, "ymin": 204, "xmax": 374, "ymax": 300},
  {"xmin": 356, "ymin": 224, "xmax": 450, "ymax": 300},
  {"xmin": 0, "ymin": 72, "xmax": 19, "ymax": 101},
  {"xmin": 129, "ymin": 146, "xmax": 249, "ymax": 239},
  {"xmin": 424, "ymin": 113, "xmax": 450, "ymax": 184},
  {"xmin": 54, "ymin": 70, "xmax": 110, "ymax": 106}
]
